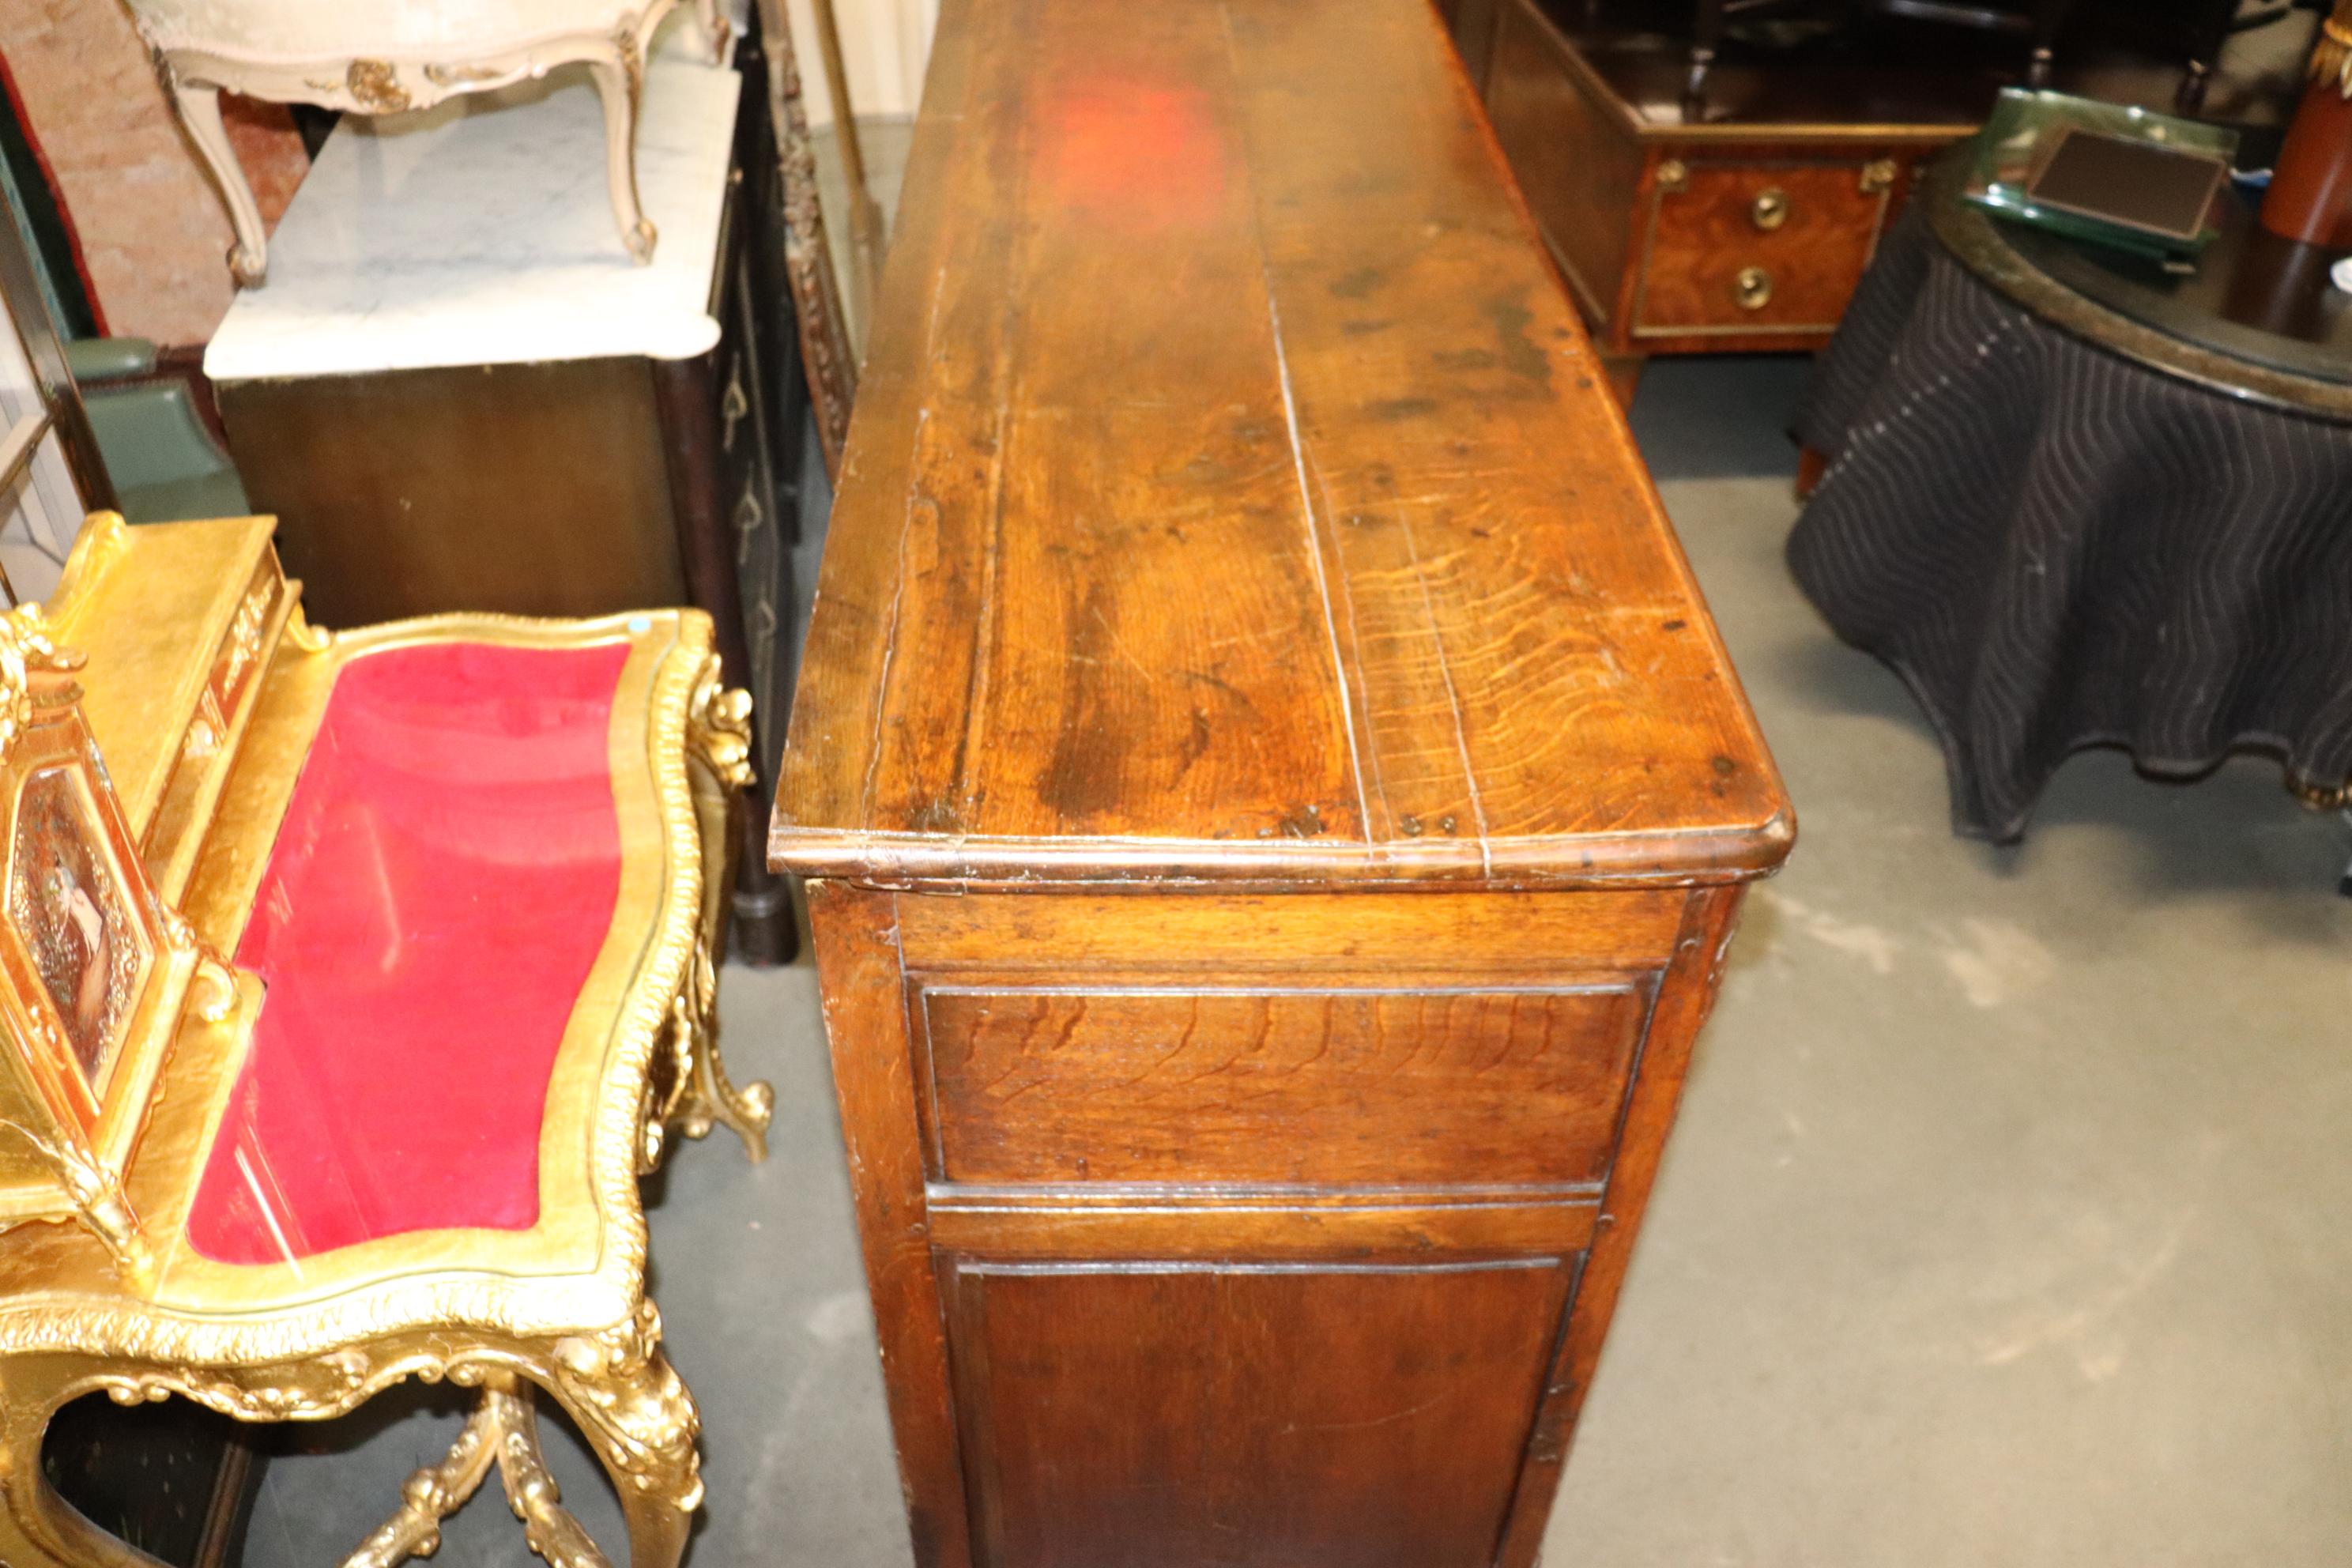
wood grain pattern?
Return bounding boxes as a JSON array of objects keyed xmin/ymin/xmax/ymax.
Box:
[
  {"xmin": 940, "ymin": 1259, "xmax": 1575, "ymax": 1568},
  {"xmin": 218, "ymin": 360, "xmax": 688, "ymax": 628},
  {"xmin": 1482, "ymin": 0, "xmax": 1643, "ymax": 337},
  {"xmin": 925, "ymin": 1193, "xmax": 1600, "ymax": 1259},
  {"xmin": 895, "ymin": 887, "xmax": 1683, "ymax": 971},
  {"xmin": 769, "ymin": 0, "xmax": 1790, "ymax": 891},
  {"xmin": 1633, "ymin": 160, "xmax": 1893, "ymax": 336},
  {"xmin": 808, "ymin": 883, "xmax": 1767, "ymax": 1568},
  {"xmin": 1479, "ymin": 0, "xmax": 1955, "ymax": 366},
  {"xmin": 918, "ymin": 982, "xmax": 1648, "ymax": 1188}
]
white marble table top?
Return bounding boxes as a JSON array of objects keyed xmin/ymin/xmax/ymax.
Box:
[{"xmin": 204, "ymin": 26, "xmax": 741, "ymax": 381}]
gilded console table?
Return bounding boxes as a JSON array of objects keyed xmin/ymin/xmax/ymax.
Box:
[
  {"xmin": 0, "ymin": 515, "xmax": 769, "ymax": 1568},
  {"xmin": 769, "ymin": 1, "xmax": 1794, "ymax": 1564}
]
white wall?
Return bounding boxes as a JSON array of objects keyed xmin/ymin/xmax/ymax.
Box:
[{"xmin": 783, "ymin": 0, "xmax": 938, "ymax": 126}]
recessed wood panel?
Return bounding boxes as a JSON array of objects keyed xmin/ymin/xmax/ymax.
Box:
[
  {"xmin": 894, "ymin": 887, "xmax": 1687, "ymax": 973},
  {"xmin": 944, "ymin": 1259, "xmax": 1575, "ymax": 1568},
  {"xmin": 920, "ymin": 982, "xmax": 1649, "ymax": 1188}
]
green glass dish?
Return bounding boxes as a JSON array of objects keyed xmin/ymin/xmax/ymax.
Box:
[{"xmin": 1959, "ymin": 89, "xmax": 2241, "ymax": 260}]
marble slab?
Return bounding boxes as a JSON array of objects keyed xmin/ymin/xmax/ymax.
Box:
[{"xmin": 204, "ymin": 30, "xmax": 741, "ymax": 381}]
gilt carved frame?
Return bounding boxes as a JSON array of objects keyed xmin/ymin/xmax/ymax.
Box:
[
  {"xmin": 0, "ymin": 605, "xmax": 238, "ymax": 1290},
  {"xmin": 0, "ymin": 601, "xmax": 770, "ymax": 1568}
]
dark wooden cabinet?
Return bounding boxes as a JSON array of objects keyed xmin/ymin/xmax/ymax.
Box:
[{"xmin": 771, "ymin": 1, "xmax": 1794, "ymax": 1562}]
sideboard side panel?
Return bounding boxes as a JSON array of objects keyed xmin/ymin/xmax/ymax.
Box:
[
  {"xmin": 816, "ymin": 882, "xmax": 1744, "ymax": 1568},
  {"xmin": 941, "ymin": 1257, "xmax": 1576, "ymax": 1568},
  {"xmin": 1495, "ymin": 882, "xmax": 1746, "ymax": 1568},
  {"xmin": 806, "ymin": 880, "xmax": 974, "ymax": 1568}
]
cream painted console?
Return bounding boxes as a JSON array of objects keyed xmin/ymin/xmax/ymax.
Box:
[{"xmin": 120, "ymin": 0, "xmax": 731, "ymax": 283}]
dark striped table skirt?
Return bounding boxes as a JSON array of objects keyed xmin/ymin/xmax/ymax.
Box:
[{"xmin": 1789, "ymin": 204, "xmax": 2352, "ymax": 842}]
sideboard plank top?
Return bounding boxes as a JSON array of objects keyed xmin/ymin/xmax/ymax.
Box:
[{"xmin": 773, "ymin": 0, "xmax": 1791, "ymax": 890}]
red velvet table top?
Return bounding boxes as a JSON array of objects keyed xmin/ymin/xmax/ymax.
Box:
[{"xmin": 186, "ymin": 641, "xmax": 631, "ymax": 1266}]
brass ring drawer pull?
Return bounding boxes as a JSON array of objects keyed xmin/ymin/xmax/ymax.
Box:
[
  {"xmin": 1751, "ymin": 187, "xmax": 1789, "ymax": 231},
  {"xmin": 1734, "ymin": 266, "xmax": 1773, "ymax": 311}
]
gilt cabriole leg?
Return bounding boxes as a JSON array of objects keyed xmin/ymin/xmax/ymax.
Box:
[
  {"xmin": 674, "ymin": 673, "xmax": 774, "ymax": 1162},
  {"xmin": 541, "ymin": 1302, "xmax": 701, "ymax": 1568},
  {"xmin": 164, "ymin": 78, "xmax": 270, "ymax": 288},
  {"xmin": 587, "ymin": 54, "xmax": 659, "ymax": 264},
  {"xmin": 672, "ymin": 944, "xmax": 775, "ymax": 1162},
  {"xmin": 488, "ymin": 1383, "xmax": 614, "ymax": 1568},
  {"xmin": 0, "ymin": 1356, "xmax": 139, "ymax": 1568}
]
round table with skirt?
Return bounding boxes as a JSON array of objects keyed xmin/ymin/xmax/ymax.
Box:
[{"xmin": 1788, "ymin": 160, "xmax": 2352, "ymax": 846}]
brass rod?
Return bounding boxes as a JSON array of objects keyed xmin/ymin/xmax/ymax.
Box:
[{"xmin": 807, "ymin": 0, "xmax": 890, "ymax": 303}]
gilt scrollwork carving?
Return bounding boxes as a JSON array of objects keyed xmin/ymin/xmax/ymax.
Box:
[
  {"xmin": 0, "ymin": 612, "xmax": 729, "ymax": 1568},
  {"xmin": 345, "ymin": 1394, "xmax": 503, "ymax": 1568},
  {"xmin": 52, "ymin": 1321, "xmax": 699, "ymax": 1568},
  {"xmin": 0, "ymin": 606, "xmax": 84, "ymax": 750},
  {"xmin": 93, "ymin": 1344, "xmax": 387, "ymax": 1423},
  {"xmin": 666, "ymin": 940, "xmax": 774, "ymax": 1161},
  {"xmin": 345, "ymin": 1378, "xmax": 616, "ymax": 1568},
  {"xmin": 551, "ymin": 1302, "xmax": 704, "ymax": 1513},
  {"xmin": 342, "ymin": 59, "xmax": 411, "ymax": 114},
  {"xmin": 687, "ymin": 660, "xmax": 757, "ymax": 793},
  {"xmin": 493, "ymin": 1383, "xmax": 614, "ymax": 1568}
]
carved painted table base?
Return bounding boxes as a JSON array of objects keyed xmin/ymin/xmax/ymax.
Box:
[{"xmin": 146, "ymin": 0, "xmax": 729, "ymax": 285}]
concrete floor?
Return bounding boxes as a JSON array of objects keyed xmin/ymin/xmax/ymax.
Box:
[{"xmin": 230, "ymin": 356, "xmax": 2352, "ymax": 1566}]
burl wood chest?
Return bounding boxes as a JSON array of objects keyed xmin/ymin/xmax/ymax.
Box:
[
  {"xmin": 769, "ymin": 0, "xmax": 1795, "ymax": 1562},
  {"xmin": 1453, "ymin": 0, "xmax": 1965, "ymax": 405}
]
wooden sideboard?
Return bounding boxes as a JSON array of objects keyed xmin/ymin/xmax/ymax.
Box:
[{"xmin": 771, "ymin": 1, "xmax": 1793, "ymax": 1564}]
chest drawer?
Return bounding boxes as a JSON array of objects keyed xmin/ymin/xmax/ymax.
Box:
[
  {"xmin": 914, "ymin": 976, "xmax": 1653, "ymax": 1190},
  {"xmin": 1633, "ymin": 157, "xmax": 1901, "ymax": 337}
]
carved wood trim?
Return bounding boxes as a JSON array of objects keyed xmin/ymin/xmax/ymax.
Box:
[{"xmin": 752, "ymin": 0, "xmax": 858, "ymax": 477}]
